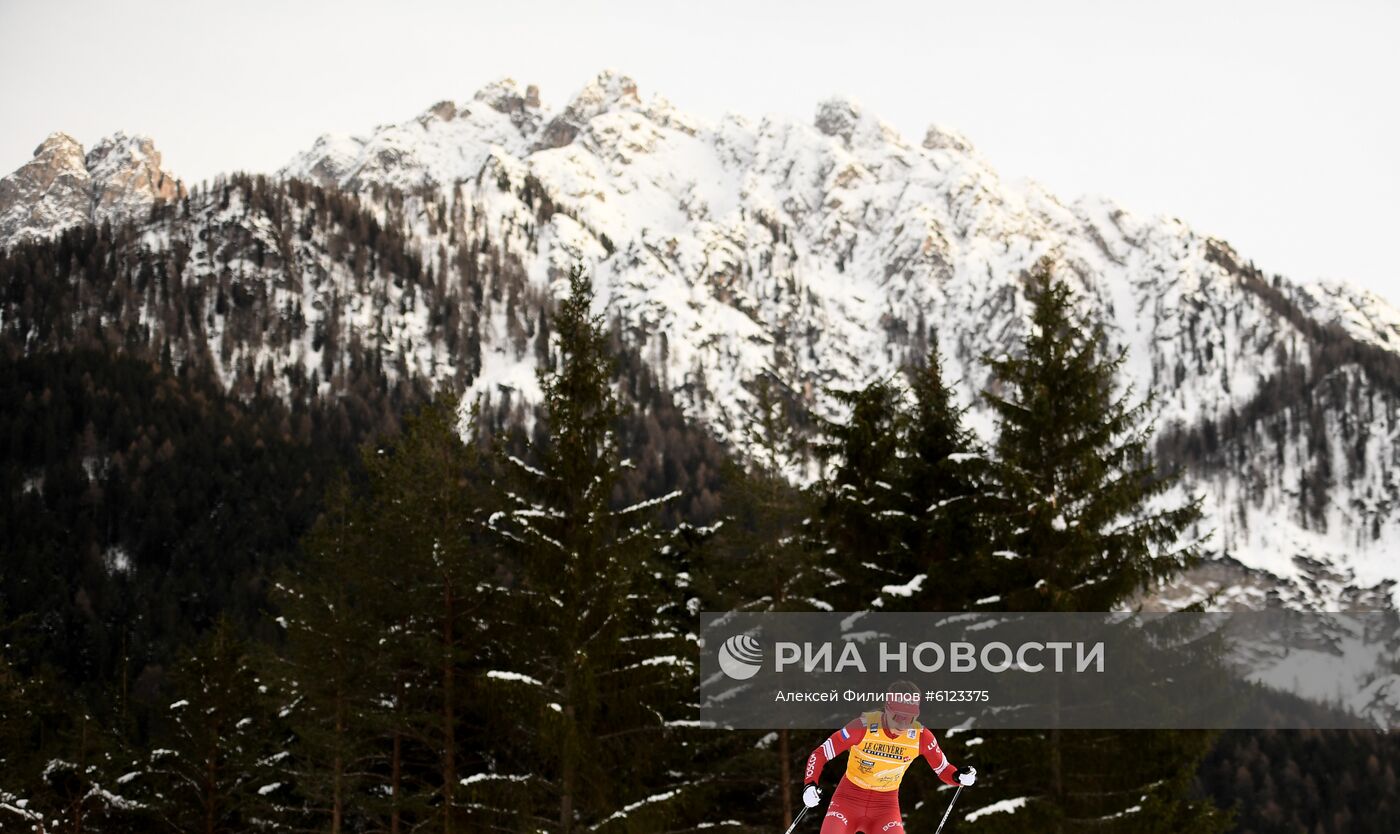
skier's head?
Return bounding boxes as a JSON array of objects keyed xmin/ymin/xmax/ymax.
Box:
[{"xmin": 883, "ymin": 680, "xmax": 920, "ymax": 732}]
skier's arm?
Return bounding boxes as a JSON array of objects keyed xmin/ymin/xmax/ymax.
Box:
[
  {"xmin": 919, "ymin": 728, "xmax": 963, "ymax": 786},
  {"xmin": 804, "ymin": 717, "xmax": 867, "ymax": 785}
]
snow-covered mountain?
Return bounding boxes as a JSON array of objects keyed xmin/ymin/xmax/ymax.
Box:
[
  {"xmin": 279, "ymin": 71, "xmax": 1400, "ymax": 608},
  {"xmin": 0, "ymin": 132, "xmax": 184, "ymax": 243},
  {"xmin": 5, "ymin": 70, "xmax": 1399, "ymax": 609}
]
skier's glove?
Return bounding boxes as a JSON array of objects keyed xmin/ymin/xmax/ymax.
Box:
[
  {"xmin": 802, "ymin": 784, "xmax": 822, "ymax": 807},
  {"xmin": 956, "ymin": 766, "xmax": 977, "ymax": 787}
]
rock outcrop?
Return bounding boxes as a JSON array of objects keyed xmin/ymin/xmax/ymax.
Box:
[{"xmin": 0, "ymin": 131, "xmax": 183, "ymax": 246}]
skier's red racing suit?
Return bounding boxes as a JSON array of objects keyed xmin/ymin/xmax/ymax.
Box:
[{"xmin": 805, "ymin": 710, "xmax": 962, "ymax": 833}]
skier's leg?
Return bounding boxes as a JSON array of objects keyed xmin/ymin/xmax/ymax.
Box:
[
  {"xmin": 819, "ymin": 807, "xmax": 852, "ymax": 833},
  {"xmin": 818, "ymin": 797, "xmax": 855, "ymax": 833},
  {"xmin": 869, "ymin": 804, "xmax": 904, "ymax": 831}
]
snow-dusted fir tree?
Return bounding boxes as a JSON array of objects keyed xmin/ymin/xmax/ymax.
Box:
[
  {"xmin": 699, "ymin": 373, "xmax": 828, "ymax": 830},
  {"xmin": 0, "ymin": 615, "xmax": 55, "ymax": 827},
  {"xmin": 0, "ymin": 628, "xmax": 143, "ymax": 834},
  {"xmin": 891, "ymin": 336, "xmax": 995, "ymax": 611},
  {"xmin": 482, "ymin": 267, "xmax": 692, "ymax": 833},
  {"xmin": 811, "ymin": 378, "xmax": 907, "ymax": 610},
  {"xmin": 263, "ymin": 477, "xmax": 388, "ymax": 834},
  {"xmin": 139, "ymin": 619, "xmax": 288, "ymax": 834},
  {"xmin": 357, "ymin": 396, "xmax": 497, "ymax": 834},
  {"xmin": 811, "ymin": 338, "xmax": 990, "ymax": 612},
  {"xmin": 266, "ymin": 396, "xmax": 500, "ymax": 834},
  {"xmin": 981, "ymin": 259, "xmax": 1205, "ymax": 611},
  {"xmin": 705, "ymin": 373, "xmax": 823, "ymax": 615},
  {"xmin": 960, "ymin": 260, "xmax": 1225, "ymax": 834}
]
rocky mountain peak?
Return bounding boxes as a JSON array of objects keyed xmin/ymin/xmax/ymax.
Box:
[
  {"xmin": 34, "ymin": 132, "xmax": 89, "ymax": 171},
  {"xmin": 922, "ymin": 123, "xmax": 974, "ymax": 153},
  {"xmin": 424, "ymin": 100, "xmax": 460, "ymax": 122},
  {"xmin": 85, "ymin": 131, "xmax": 184, "ymax": 218},
  {"xmin": 813, "ymin": 96, "xmax": 905, "ymax": 150},
  {"xmin": 535, "ymin": 70, "xmax": 642, "ymax": 150},
  {"xmin": 0, "ymin": 131, "xmax": 182, "ymax": 246},
  {"xmin": 568, "ymin": 69, "xmax": 641, "ymax": 115},
  {"xmin": 1, "ymin": 132, "xmax": 94, "ymax": 245},
  {"xmin": 473, "ymin": 77, "xmax": 537, "ymax": 112},
  {"xmin": 472, "ymin": 77, "xmax": 544, "ymax": 133},
  {"xmin": 814, "ymin": 96, "xmax": 865, "ymax": 142}
]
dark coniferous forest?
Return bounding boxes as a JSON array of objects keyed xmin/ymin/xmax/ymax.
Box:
[{"xmin": 2, "ymin": 177, "xmax": 1397, "ymax": 833}]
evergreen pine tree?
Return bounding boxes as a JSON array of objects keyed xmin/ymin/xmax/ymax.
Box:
[
  {"xmin": 812, "ymin": 379, "xmax": 908, "ymax": 610},
  {"xmin": 961, "ymin": 260, "xmax": 1224, "ymax": 833},
  {"xmin": 699, "ymin": 374, "xmax": 829, "ymax": 830},
  {"xmin": 707, "ymin": 374, "xmax": 824, "ymax": 615},
  {"xmin": 262, "ymin": 476, "xmax": 385, "ymax": 834},
  {"xmin": 0, "ymin": 612, "xmax": 48, "ymax": 816},
  {"xmin": 812, "ymin": 338, "xmax": 992, "ymax": 613},
  {"xmin": 981, "ymin": 261, "xmax": 1204, "ymax": 611},
  {"xmin": 27, "ymin": 711, "xmax": 141, "ymax": 834},
  {"xmin": 0, "ymin": 609, "xmax": 147, "ymax": 834},
  {"xmin": 891, "ymin": 336, "xmax": 993, "ymax": 611},
  {"xmin": 484, "ymin": 266, "xmax": 691, "ymax": 833},
  {"xmin": 140, "ymin": 618, "xmax": 286, "ymax": 834},
  {"xmin": 356, "ymin": 395, "xmax": 497, "ymax": 834}
]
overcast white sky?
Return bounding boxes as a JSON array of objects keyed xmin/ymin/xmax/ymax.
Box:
[{"xmin": 2, "ymin": 0, "xmax": 1396, "ymax": 302}]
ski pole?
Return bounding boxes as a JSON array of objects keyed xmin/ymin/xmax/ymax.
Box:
[
  {"xmin": 782, "ymin": 804, "xmax": 810, "ymax": 834},
  {"xmin": 934, "ymin": 784, "xmax": 964, "ymax": 834}
]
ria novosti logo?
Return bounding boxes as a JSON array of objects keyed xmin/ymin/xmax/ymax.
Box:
[{"xmin": 718, "ymin": 633, "xmax": 764, "ymax": 680}]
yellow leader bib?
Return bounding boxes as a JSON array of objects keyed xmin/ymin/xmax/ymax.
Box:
[{"xmin": 844, "ymin": 710, "xmax": 923, "ymax": 792}]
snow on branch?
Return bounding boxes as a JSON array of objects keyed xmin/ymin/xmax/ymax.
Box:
[
  {"xmin": 596, "ymin": 789, "xmax": 680, "ymax": 826},
  {"xmin": 485, "ymin": 670, "xmax": 545, "ymax": 686},
  {"xmin": 507, "ymin": 455, "xmax": 548, "ymax": 479},
  {"xmin": 881, "ymin": 574, "xmax": 927, "ymax": 598},
  {"xmin": 615, "ymin": 490, "xmax": 683, "ymax": 515},
  {"xmin": 965, "ymin": 796, "xmax": 1029, "ymax": 822},
  {"xmin": 461, "ymin": 772, "xmax": 534, "ymax": 786}
]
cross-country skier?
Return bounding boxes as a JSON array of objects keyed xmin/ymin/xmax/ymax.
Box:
[{"xmin": 801, "ymin": 682, "xmax": 975, "ymax": 832}]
